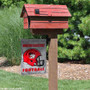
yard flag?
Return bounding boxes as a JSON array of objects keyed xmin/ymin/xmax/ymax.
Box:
[{"xmin": 21, "ymin": 39, "xmax": 46, "ymax": 75}]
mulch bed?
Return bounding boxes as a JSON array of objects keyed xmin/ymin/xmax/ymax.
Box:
[{"xmin": 0, "ymin": 57, "xmax": 90, "ymax": 80}]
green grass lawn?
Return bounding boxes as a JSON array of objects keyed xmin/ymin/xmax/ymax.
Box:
[{"xmin": 0, "ymin": 70, "xmax": 90, "ymax": 90}]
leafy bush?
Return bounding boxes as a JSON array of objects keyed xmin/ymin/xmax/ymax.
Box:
[
  {"xmin": 78, "ymin": 15, "xmax": 90, "ymax": 63},
  {"xmin": 78, "ymin": 15, "xmax": 90, "ymax": 36},
  {"xmin": 58, "ymin": 31, "xmax": 86, "ymax": 60}
]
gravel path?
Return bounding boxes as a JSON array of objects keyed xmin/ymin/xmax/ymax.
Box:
[{"xmin": 0, "ymin": 58, "xmax": 90, "ymax": 80}]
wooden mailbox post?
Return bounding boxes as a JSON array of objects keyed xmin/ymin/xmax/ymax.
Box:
[{"xmin": 20, "ymin": 4, "xmax": 71, "ymax": 90}]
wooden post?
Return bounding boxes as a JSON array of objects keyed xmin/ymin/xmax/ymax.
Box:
[{"xmin": 48, "ymin": 34, "xmax": 58, "ymax": 90}]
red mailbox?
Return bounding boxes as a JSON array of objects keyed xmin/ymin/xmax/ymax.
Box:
[
  {"xmin": 20, "ymin": 4, "xmax": 71, "ymax": 90},
  {"xmin": 20, "ymin": 4, "xmax": 71, "ymax": 35}
]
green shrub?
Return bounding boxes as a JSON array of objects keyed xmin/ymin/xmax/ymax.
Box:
[
  {"xmin": 0, "ymin": 0, "xmax": 26, "ymax": 8},
  {"xmin": 78, "ymin": 15, "xmax": 90, "ymax": 36},
  {"xmin": 58, "ymin": 32, "xmax": 86, "ymax": 60},
  {"xmin": 78, "ymin": 15, "xmax": 90, "ymax": 63}
]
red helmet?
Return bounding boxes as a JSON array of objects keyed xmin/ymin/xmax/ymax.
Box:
[{"xmin": 23, "ymin": 49, "xmax": 41, "ymax": 66}]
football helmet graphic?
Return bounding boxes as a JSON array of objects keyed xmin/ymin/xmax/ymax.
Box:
[{"xmin": 23, "ymin": 49, "xmax": 44, "ymax": 66}]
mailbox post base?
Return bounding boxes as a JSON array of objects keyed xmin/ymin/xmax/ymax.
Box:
[{"xmin": 48, "ymin": 34, "xmax": 58, "ymax": 90}]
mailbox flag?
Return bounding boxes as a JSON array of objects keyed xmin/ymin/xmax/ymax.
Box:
[{"xmin": 21, "ymin": 39, "xmax": 46, "ymax": 75}]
